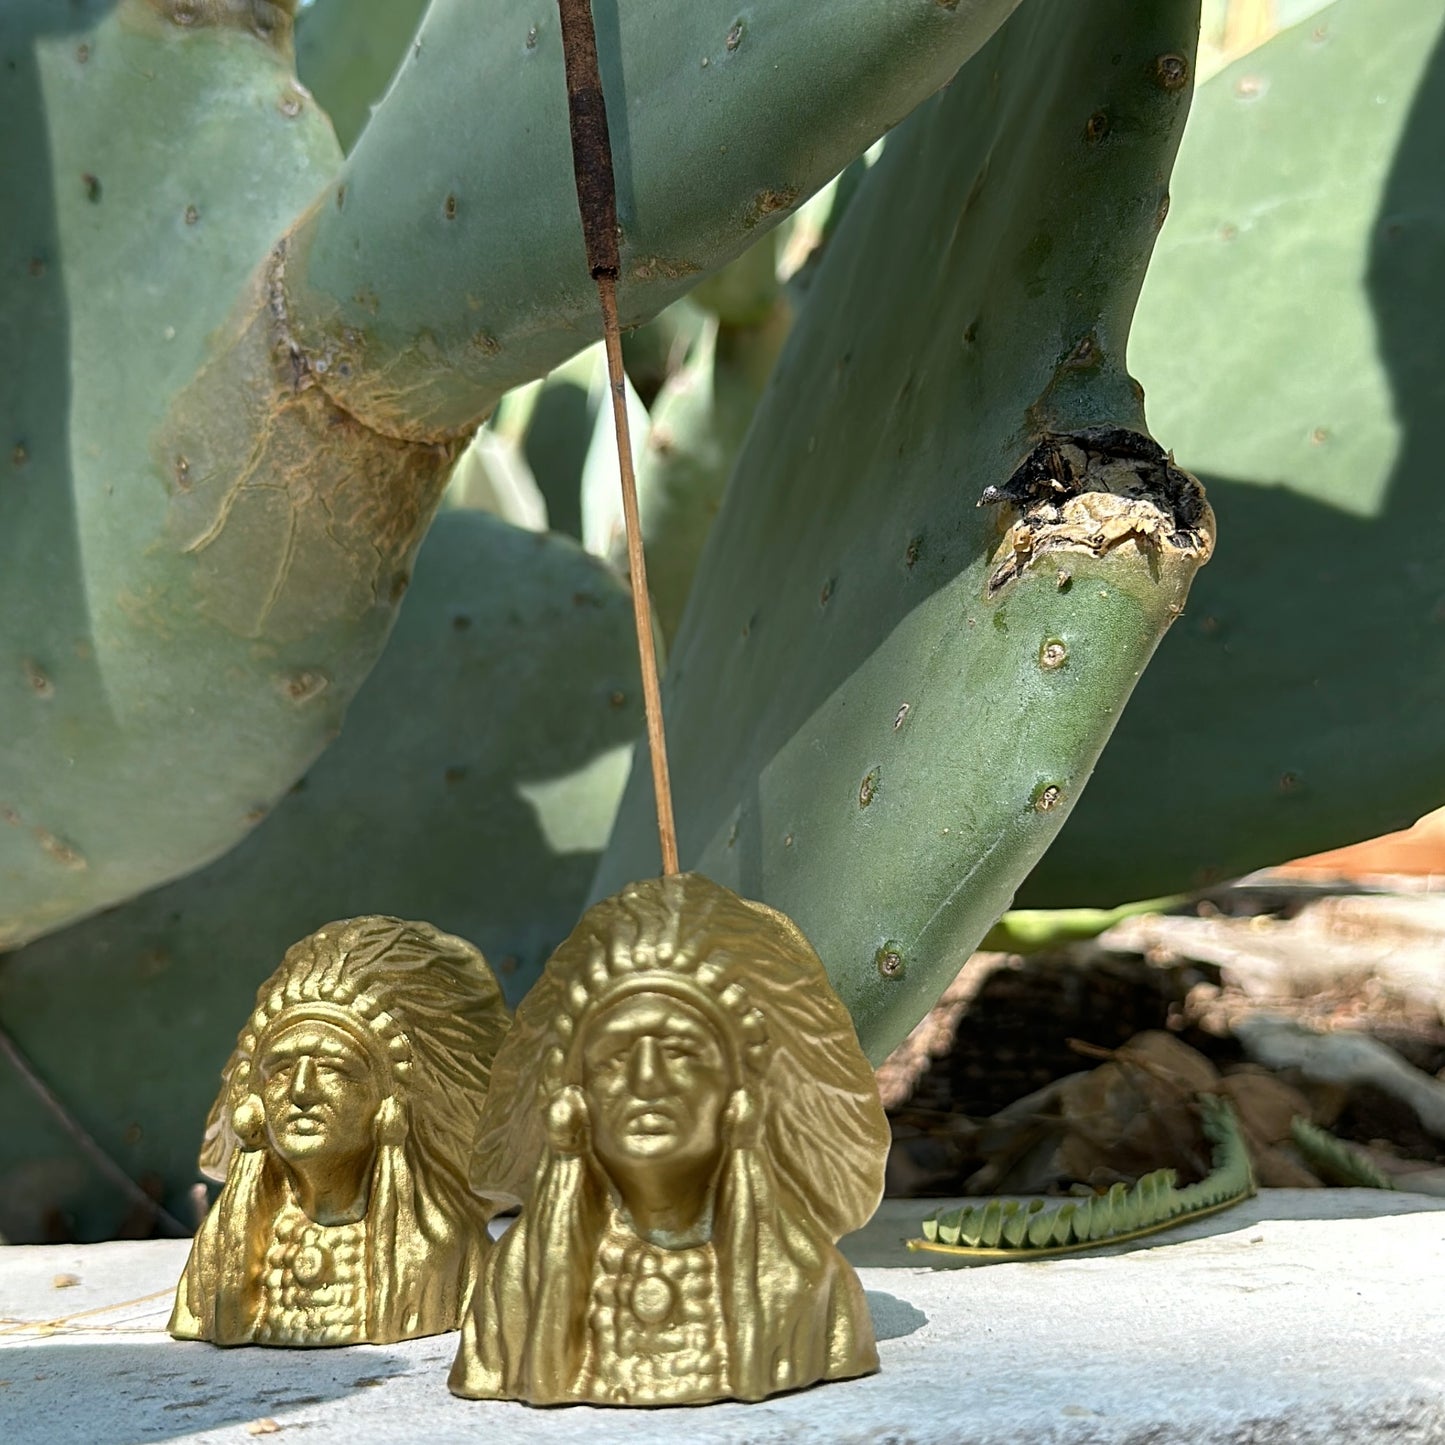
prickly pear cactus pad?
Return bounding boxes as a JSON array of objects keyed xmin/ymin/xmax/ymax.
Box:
[
  {"xmin": 0, "ymin": 512, "xmax": 642, "ymax": 1243},
  {"xmin": 592, "ymin": 0, "xmax": 1213, "ymax": 1063},
  {"xmin": 277, "ymin": 0, "xmax": 1027, "ymax": 438},
  {"xmin": 0, "ymin": 0, "xmax": 380, "ymax": 949},
  {"xmin": 622, "ymin": 235, "xmax": 793, "ymax": 646},
  {"xmin": 1021, "ymin": 0, "xmax": 1445, "ymax": 905},
  {"xmin": 293, "ymin": 0, "xmax": 428, "ymax": 153}
]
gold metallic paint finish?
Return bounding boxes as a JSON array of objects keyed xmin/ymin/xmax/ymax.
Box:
[
  {"xmin": 169, "ymin": 916, "xmax": 510, "ymax": 1347},
  {"xmin": 450, "ymin": 872, "xmax": 889, "ymax": 1406}
]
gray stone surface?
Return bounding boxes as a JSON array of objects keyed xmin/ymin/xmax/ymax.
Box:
[{"xmin": 2, "ymin": 1191, "xmax": 1443, "ymax": 1444}]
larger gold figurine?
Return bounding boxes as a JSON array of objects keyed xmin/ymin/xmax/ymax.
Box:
[
  {"xmin": 449, "ymin": 872, "xmax": 889, "ymax": 1406},
  {"xmin": 170, "ymin": 916, "xmax": 509, "ymax": 1347}
]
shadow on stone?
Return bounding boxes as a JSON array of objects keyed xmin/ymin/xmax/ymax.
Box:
[
  {"xmin": 0, "ymin": 1338, "xmax": 411, "ymax": 1445},
  {"xmin": 866, "ymin": 1290, "xmax": 928, "ymax": 1343}
]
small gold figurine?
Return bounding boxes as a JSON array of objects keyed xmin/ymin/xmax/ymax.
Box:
[
  {"xmin": 170, "ymin": 916, "xmax": 510, "ymax": 1347},
  {"xmin": 449, "ymin": 872, "xmax": 889, "ymax": 1406}
]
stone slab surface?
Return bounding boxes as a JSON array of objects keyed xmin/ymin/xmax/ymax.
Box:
[{"xmin": 1, "ymin": 1191, "xmax": 1443, "ymax": 1444}]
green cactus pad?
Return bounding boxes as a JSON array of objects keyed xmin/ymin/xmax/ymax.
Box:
[
  {"xmin": 513, "ymin": 345, "xmax": 604, "ymax": 541},
  {"xmin": 277, "ymin": 0, "xmax": 1029, "ymax": 439},
  {"xmin": 1020, "ymin": 0, "xmax": 1445, "ymax": 904},
  {"xmin": 914, "ymin": 1094, "xmax": 1255, "ymax": 1262},
  {"xmin": 0, "ymin": 511, "xmax": 642, "ymax": 1242},
  {"xmin": 294, "ymin": 0, "xmax": 428, "ymax": 153},
  {"xmin": 0, "ymin": 1, "xmax": 437, "ymax": 949},
  {"xmin": 618, "ymin": 236, "xmax": 793, "ymax": 646},
  {"xmin": 592, "ymin": 0, "xmax": 1212, "ymax": 1063}
]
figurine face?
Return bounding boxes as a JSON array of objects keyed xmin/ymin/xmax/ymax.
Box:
[
  {"xmin": 580, "ymin": 993, "xmax": 729, "ymax": 1176},
  {"xmin": 257, "ymin": 1022, "xmax": 383, "ymax": 1168}
]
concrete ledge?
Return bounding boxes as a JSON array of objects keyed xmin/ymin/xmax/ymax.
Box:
[{"xmin": 2, "ymin": 1191, "xmax": 1443, "ymax": 1443}]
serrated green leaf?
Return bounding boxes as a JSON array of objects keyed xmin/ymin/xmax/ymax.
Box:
[{"xmin": 911, "ymin": 1096, "xmax": 1256, "ymax": 1263}]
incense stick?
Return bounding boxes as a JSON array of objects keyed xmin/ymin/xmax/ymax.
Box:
[{"xmin": 555, "ymin": 0, "xmax": 679, "ymax": 875}]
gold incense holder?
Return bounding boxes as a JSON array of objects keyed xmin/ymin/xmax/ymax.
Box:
[
  {"xmin": 169, "ymin": 916, "xmax": 509, "ymax": 1347},
  {"xmin": 450, "ymin": 872, "xmax": 889, "ymax": 1406}
]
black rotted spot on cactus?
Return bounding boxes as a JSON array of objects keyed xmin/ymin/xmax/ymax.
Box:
[{"xmin": 979, "ymin": 427, "xmax": 1213, "ymax": 595}]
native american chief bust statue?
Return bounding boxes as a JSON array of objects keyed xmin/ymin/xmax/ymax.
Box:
[
  {"xmin": 449, "ymin": 872, "xmax": 889, "ymax": 1406},
  {"xmin": 169, "ymin": 916, "xmax": 509, "ymax": 1347}
]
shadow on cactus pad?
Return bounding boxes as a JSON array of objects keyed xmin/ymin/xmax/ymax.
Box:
[{"xmin": 1023, "ymin": 0, "xmax": 1445, "ymax": 904}]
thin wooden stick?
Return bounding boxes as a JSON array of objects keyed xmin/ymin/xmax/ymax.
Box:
[
  {"xmin": 555, "ymin": 0, "xmax": 679, "ymax": 875},
  {"xmin": 596, "ymin": 277, "xmax": 680, "ymax": 874}
]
